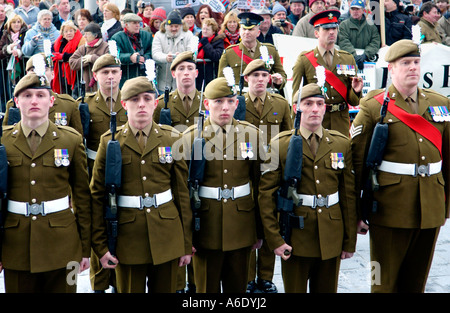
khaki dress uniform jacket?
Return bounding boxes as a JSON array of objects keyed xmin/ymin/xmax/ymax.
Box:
[
  {"xmin": 1, "ymin": 122, "xmax": 91, "ymax": 273},
  {"xmin": 259, "ymin": 128, "xmax": 357, "ymax": 260},
  {"xmin": 351, "ymin": 85, "xmax": 450, "ymax": 228},
  {"xmin": 217, "ymin": 41, "xmax": 287, "ymax": 90},
  {"xmin": 79, "ymin": 90, "xmax": 128, "ymax": 170},
  {"xmin": 90, "ymin": 121, "xmax": 192, "ymax": 266},
  {"xmin": 244, "ymin": 92, "xmax": 293, "ymax": 143},
  {"xmin": 153, "ymin": 89, "xmax": 204, "ymax": 131},
  {"xmin": 292, "ymin": 47, "xmax": 361, "ymax": 136},
  {"xmin": 3, "ymin": 92, "xmax": 83, "ymax": 135},
  {"xmin": 180, "ymin": 118, "xmax": 265, "ymax": 251}
]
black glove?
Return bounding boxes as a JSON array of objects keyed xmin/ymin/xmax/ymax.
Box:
[{"xmin": 355, "ymin": 54, "xmax": 366, "ymax": 70}]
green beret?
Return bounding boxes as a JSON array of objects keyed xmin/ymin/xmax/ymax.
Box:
[
  {"xmin": 26, "ymin": 53, "xmax": 52, "ymax": 72},
  {"xmin": 300, "ymin": 83, "xmax": 324, "ymax": 100},
  {"xmin": 121, "ymin": 76, "xmax": 156, "ymax": 100},
  {"xmin": 204, "ymin": 77, "xmax": 235, "ymax": 99},
  {"xmin": 14, "ymin": 72, "xmax": 51, "ymax": 97},
  {"xmin": 385, "ymin": 39, "xmax": 420, "ymax": 62},
  {"xmin": 170, "ymin": 51, "xmax": 196, "ymax": 71},
  {"xmin": 243, "ymin": 59, "xmax": 269, "ymax": 76},
  {"xmin": 92, "ymin": 54, "xmax": 121, "ymax": 72},
  {"xmin": 122, "ymin": 13, "xmax": 142, "ymax": 23}
]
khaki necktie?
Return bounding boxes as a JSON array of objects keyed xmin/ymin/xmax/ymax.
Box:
[
  {"xmin": 137, "ymin": 130, "xmax": 145, "ymax": 152},
  {"xmin": 406, "ymin": 97, "xmax": 418, "ymax": 114},
  {"xmin": 30, "ymin": 130, "xmax": 39, "ymax": 155},
  {"xmin": 325, "ymin": 51, "xmax": 333, "ymax": 68},
  {"xmin": 183, "ymin": 96, "xmax": 190, "ymax": 115},
  {"xmin": 309, "ymin": 133, "xmax": 318, "ymax": 157},
  {"xmin": 254, "ymin": 97, "xmax": 263, "ymax": 117}
]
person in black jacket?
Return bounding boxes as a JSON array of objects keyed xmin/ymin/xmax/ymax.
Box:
[
  {"xmin": 254, "ymin": 6, "xmax": 283, "ymax": 45},
  {"xmin": 196, "ymin": 18, "xmax": 224, "ymax": 91},
  {"xmin": 384, "ymin": 0, "xmax": 413, "ymax": 46}
]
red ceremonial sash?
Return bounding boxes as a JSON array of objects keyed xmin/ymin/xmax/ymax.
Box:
[
  {"xmin": 232, "ymin": 45, "xmax": 253, "ymax": 65},
  {"xmin": 304, "ymin": 50, "xmax": 348, "ymax": 103},
  {"xmin": 374, "ymin": 92, "xmax": 442, "ymax": 157}
]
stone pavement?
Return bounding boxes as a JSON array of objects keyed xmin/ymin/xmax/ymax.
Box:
[{"xmin": 0, "ymin": 221, "xmax": 448, "ymax": 293}]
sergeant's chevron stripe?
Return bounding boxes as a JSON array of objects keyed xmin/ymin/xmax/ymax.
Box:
[{"xmin": 350, "ymin": 124, "xmax": 363, "ymax": 139}]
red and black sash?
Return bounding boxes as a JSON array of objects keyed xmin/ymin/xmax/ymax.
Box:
[
  {"xmin": 374, "ymin": 92, "xmax": 442, "ymax": 157},
  {"xmin": 232, "ymin": 45, "xmax": 253, "ymax": 65},
  {"xmin": 304, "ymin": 50, "xmax": 349, "ymax": 104}
]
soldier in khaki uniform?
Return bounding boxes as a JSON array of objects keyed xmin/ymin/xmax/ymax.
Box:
[
  {"xmin": 78, "ymin": 54, "xmax": 128, "ymax": 174},
  {"xmin": 218, "ymin": 12, "xmax": 287, "ymax": 92},
  {"xmin": 180, "ymin": 77, "xmax": 265, "ymax": 293},
  {"xmin": 153, "ymin": 51, "xmax": 204, "ymax": 133},
  {"xmin": 90, "ymin": 76, "xmax": 193, "ymax": 293},
  {"xmin": 292, "ymin": 9, "xmax": 363, "ymax": 137},
  {"xmin": 242, "ymin": 59, "xmax": 292, "ymax": 293},
  {"xmin": 258, "ymin": 83, "xmax": 357, "ymax": 293},
  {"xmin": 81, "ymin": 54, "xmax": 128, "ymax": 293},
  {"xmin": 153, "ymin": 51, "xmax": 203, "ymax": 293},
  {"xmin": 351, "ymin": 40, "xmax": 450, "ymax": 292},
  {"xmin": 0, "ymin": 71, "xmax": 91, "ymax": 293},
  {"xmin": 2, "ymin": 54, "xmax": 83, "ymax": 135}
]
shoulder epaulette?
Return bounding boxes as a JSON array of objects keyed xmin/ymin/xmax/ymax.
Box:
[
  {"xmin": 365, "ymin": 88, "xmax": 384, "ymax": 99},
  {"xmin": 56, "ymin": 125, "xmax": 82, "ymax": 136},
  {"xmin": 159, "ymin": 123, "xmax": 180, "ymax": 134},
  {"xmin": 328, "ymin": 129, "xmax": 350, "ymax": 140},
  {"xmin": 57, "ymin": 93, "xmax": 77, "ymax": 102},
  {"xmin": 421, "ymin": 88, "xmax": 447, "ymax": 99},
  {"xmin": 271, "ymin": 129, "xmax": 294, "ymax": 142},
  {"xmin": 183, "ymin": 123, "xmax": 197, "ymax": 135}
]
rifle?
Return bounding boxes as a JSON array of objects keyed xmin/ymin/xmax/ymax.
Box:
[
  {"xmin": 159, "ymin": 61, "xmax": 171, "ymax": 125},
  {"xmin": 188, "ymin": 81, "xmax": 206, "ymax": 243},
  {"xmin": 78, "ymin": 57, "xmax": 90, "ymax": 139},
  {"xmin": 233, "ymin": 48, "xmax": 246, "ymax": 121},
  {"xmin": 276, "ymin": 81, "xmax": 304, "ymax": 249},
  {"xmin": 7, "ymin": 89, "xmax": 21, "ymax": 125},
  {"xmin": 360, "ymin": 86, "xmax": 390, "ymax": 226},
  {"xmin": 0, "ymin": 116, "xmax": 8, "ymax": 259},
  {"xmin": 104, "ymin": 83, "xmax": 121, "ymax": 264}
]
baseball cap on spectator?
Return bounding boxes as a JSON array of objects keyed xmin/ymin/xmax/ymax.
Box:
[{"xmin": 350, "ymin": 0, "xmax": 365, "ymax": 8}]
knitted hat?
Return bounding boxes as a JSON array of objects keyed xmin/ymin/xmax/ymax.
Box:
[
  {"xmin": 179, "ymin": 7, "xmax": 195, "ymax": 19},
  {"xmin": 167, "ymin": 10, "xmax": 182, "ymax": 25},
  {"xmin": 151, "ymin": 7, "xmax": 167, "ymax": 22},
  {"xmin": 272, "ymin": 2, "xmax": 287, "ymax": 15}
]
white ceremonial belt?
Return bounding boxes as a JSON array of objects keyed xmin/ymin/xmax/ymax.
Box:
[
  {"xmin": 118, "ymin": 189, "xmax": 172, "ymax": 209},
  {"xmin": 199, "ymin": 182, "xmax": 251, "ymax": 200},
  {"xmin": 298, "ymin": 191, "xmax": 339, "ymax": 209},
  {"xmin": 86, "ymin": 148, "xmax": 97, "ymax": 161},
  {"xmin": 8, "ymin": 196, "xmax": 70, "ymax": 216},
  {"xmin": 378, "ymin": 160, "xmax": 442, "ymax": 177}
]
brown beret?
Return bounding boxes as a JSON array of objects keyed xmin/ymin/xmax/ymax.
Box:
[
  {"xmin": 300, "ymin": 83, "xmax": 324, "ymax": 100},
  {"xmin": 170, "ymin": 51, "xmax": 196, "ymax": 71},
  {"xmin": 204, "ymin": 77, "xmax": 235, "ymax": 99},
  {"xmin": 92, "ymin": 54, "xmax": 121, "ymax": 72},
  {"xmin": 243, "ymin": 59, "xmax": 269, "ymax": 76},
  {"xmin": 385, "ymin": 39, "xmax": 420, "ymax": 62},
  {"xmin": 26, "ymin": 53, "xmax": 52, "ymax": 72},
  {"xmin": 14, "ymin": 72, "xmax": 51, "ymax": 97},
  {"xmin": 121, "ymin": 76, "xmax": 156, "ymax": 100}
]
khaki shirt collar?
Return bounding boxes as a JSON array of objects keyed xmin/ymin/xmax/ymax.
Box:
[
  {"xmin": 100, "ymin": 89, "xmax": 119, "ymax": 104},
  {"xmin": 317, "ymin": 45, "xmax": 334, "ymax": 58},
  {"xmin": 209, "ymin": 118, "xmax": 233, "ymax": 135},
  {"xmin": 397, "ymin": 89, "xmax": 418, "ymax": 103},
  {"xmin": 128, "ymin": 122, "xmax": 152, "ymax": 138},
  {"xmin": 177, "ymin": 89, "xmax": 196, "ymax": 101},
  {"xmin": 249, "ymin": 91, "xmax": 267, "ymax": 103},
  {"xmin": 21, "ymin": 120, "xmax": 49, "ymax": 138},
  {"xmin": 300, "ymin": 125, "xmax": 323, "ymax": 141}
]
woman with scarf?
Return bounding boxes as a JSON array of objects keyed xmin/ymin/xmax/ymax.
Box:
[
  {"xmin": 218, "ymin": 10, "xmax": 240, "ymax": 48},
  {"xmin": 69, "ymin": 22, "xmax": 109, "ymax": 94},
  {"xmin": 145, "ymin": 6, "xmax": 166, "ymax": 37},
  {"xmin": 52, "ymin": 20, "xmax": 85, "ymax": 95},
  {"xmin": 111, "ymin": 13, "xmax": 153, "ymax": 87},
  {"xmin": 22, "ymin": 9, "xmax": 60, "ymax": 57},
  {"xmin": 195, "ymin": 17, "xmax": 224, "ymax": 91},
  {"xmin": 0, "ymin": 14, "xmax": 27, "ymax": 99},
  {"xmin": 100, "ymin": 3, "xmax": 122, "ymax": 42}
]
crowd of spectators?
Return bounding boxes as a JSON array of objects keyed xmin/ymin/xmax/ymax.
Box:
[{"xmin": 0, "ymin": 0, "xmax": 448, "ymax": 106}]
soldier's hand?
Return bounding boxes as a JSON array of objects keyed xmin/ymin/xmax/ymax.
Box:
[
  {"xmin": 271, "ymin": 73, "xmax": 284, "ymax": 86},
  {"xmin": 357, "ymin": 220, "xmax": 369, "ymax": 234},
  {"xmin": 340, "ymin": 251, "xmax": 354, "ymax": 259},
  {"xmin": 274, "ymin": 243, "xmax": 292, "ymax": 261},
  {"xmin": 100, "ymin": 251, "xmax": 119, "ymax": 269},
  {"xmin": 252, "ymin": 239, "xmax": 263, "ymax": 250},
  {"xmin": 352, "ymin": 76, "xmax": 364, "ymax": 93},
  {"xmin": 179, "ymin": 255, "xmax": 192, "ymax": 267},
  {"xmin": 79, "ymin": 257, "xmax": 90, "ymax": 273}
]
